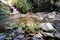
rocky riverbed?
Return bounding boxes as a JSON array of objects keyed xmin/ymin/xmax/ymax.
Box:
[{"xmin": 0, "ymin": 11, "xmax": 60, "ymax": 40}]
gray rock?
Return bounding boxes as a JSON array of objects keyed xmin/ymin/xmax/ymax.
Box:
[
  {"xmin": 26, "ymin": 37, "xmax": 32, "ymax": 40},
  {"xmin": 47, "ymin": 12, "xmax": 56, "ymax": 19},
  {"xmin": 39, "ymin": 23, "xmax": 55, "ymax": 31},
  {"xmin": 33, "ymin": 37, "xmax": 44, "ymax": 40},
  {"xmin": 36, "ymin": 12, "xmax": 47, "ymax": 21},
  {"xmin": 54, "ymin": 33, "xmax": 60, "ymax": 39},
  {"xmin": 17, "ymin": 35, "xmax": 24, "ymax": 38},
  {"xmin": 16, "ymin": 28, "xmax": 24, "ymax": 35},
  {"xmin": 35, "ymin": 33, "xmax": 43, "ymax": 38},
  {"xmin": 10, "ymin": 32, "xmax": 16, "ymax": 37},
  {"xmin": 13, "ymin": 35, "xmax": 26, "ymax": 40},
  {"xmin": 5, "ymin": 37, "xmax": 12, "ymax": 40},
  {"xmin": 40, "ymin": 31, "xmax": 54, "ymax": 38},
  {"xmin": 55, "ymin": 23, "xmax": 60, "ymax": 27},
  {"xmin": 45, "ymin": 37, "xmax": 54, "ymax": 40},
  {"xmin": 33, "ymin": 36, "xmax": 44, "ymax": 40},
  {"xmin": 0, "ymin": 33, "xmax": 5, "ymax": 40},
  {"xmin": 33, "ymin": 33, "xmax": 44, "ymax": 40}
]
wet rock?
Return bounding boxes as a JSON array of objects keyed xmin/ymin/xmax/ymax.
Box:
[{"xmin": 39, "ymin": 23, "xmax": 55, "ymax": 31}]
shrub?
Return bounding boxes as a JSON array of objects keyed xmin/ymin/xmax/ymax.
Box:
[
  {"xmin": 0, "ymin": 2, "xmax": 11, "ymax": 14},
  {"xmin": 31, "ymin": 0, "xmax": 60, "ymax": 11},
  {"xmin": 11, "ymin": 0, "xmax": 33, "ymax": 13},
  {"xmin": 0, "ymin": 2, "xmax": 11, "ymax": 22}
]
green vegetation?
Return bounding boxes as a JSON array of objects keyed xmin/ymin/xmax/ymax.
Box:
[
  {"xmin": 11, "ymin": 0, "xmax": 33, "ymax": 13},
  {"xmin": 16, "ymin": 16, "xmax": 41, "ymax": 32},
  {"xmin": 0, "ymin": 2, "xmax": 11, "ymax": 22},
  {"xmin": 4, "ymin": 0, "xmax": 60, "ymax": 13},
  {"xmin": 0, "ymin": 2, "xmax": 11, "ymax": 14}
]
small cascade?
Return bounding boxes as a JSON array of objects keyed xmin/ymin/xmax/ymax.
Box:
[{"xmin": 11, "ymin": 7, "xmax": 19, "ymax": 14}]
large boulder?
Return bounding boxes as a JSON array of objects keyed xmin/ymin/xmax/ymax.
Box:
[{"xmin": 39, "ymin": 23, "xmax": 55, "ymax": 31}]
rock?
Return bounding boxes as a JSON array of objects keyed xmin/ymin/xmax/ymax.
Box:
[
  {"xmin": 36, "ymin": 12, "xmax": 47, "ymax": 21},
  {"xmin": 5, "ymin": 37, "xmax": 12, "ymax": 40},
  {"xmin": 55, "ymin": 23, "xmax": 60, "ymax": 27},
  {"xmin": 10, "ymin": 32, "xmax": 16, "ymax": 37},
  {"xmin": 33, "ymin": 33, "xmax": 44, "ymax": 40},
  {"xmin": 54, "ymin": 33, "xmax": 60, "ymax": 39},
  {"xmin": 53, "ymin": 23, "xmax": 60, "ymax": 32},
  {"xmin": 0, "ymin": 33, "xmax": 5, "ymax": 40},
  {"xmin": 45, "ymin": 33, "xmax": 54, "ymax": 38},
  {"xmin": 16, "ymin": 28, "xmax": 24, "ymax": 35},
  {"xmin": 51, "ymin": 20, "xmax": 60, "ymax": 23},
  {"xmin": 40, "ymin": 31, "xmax": 54, "ymax": 38},
  {"xmin": 54, "ymin": 12, "xmax": 60, "ymax": 20},
  {"xmin": 26, "ymin": 37, "xmax": 32, "ymax": 40},
  {"xmin": 47, "ymin": 12, "xmax": 56, "ymax": 19},
  {"xmin": 39, "ymin": 23, "xmax": 55, "ymax": 31},
  {"xmin": 13, "ymin": 35, "xmax": 26, "ymax": 40},
  {"xmin": 45, "ymin": 37, "xmax": 54, "ymax": 40},
  {"xmin": 20, "ymin": 14, "xmax": 26, "ymax": 17},
  {"xmin": 17, "ymin": 35, "xmax": 24, "ymax": 39},
  {"xmin": 33, "ymin": 37, "xmax": 44, "ymax": 40},
  {"xmin": 35, "ymin": 33, "xmax": 43, "ymax": 38},
  {"xmin": 5, "ymin": 27, "xmax": 14, "ymax": 30}
]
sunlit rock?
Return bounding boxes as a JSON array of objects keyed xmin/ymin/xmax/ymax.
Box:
[
  {"xmin": 47, "ymin": 12, "xmax": 56, "ymax": 19},
  {"xmin": 40, "ymin": 31, "xmax": 54, "ymax": 38},
  {"xmin": 35, "ymin": 33, "xmax": 43, "ymax": 38},
  {"xmin": 39, "ymin": 23, "xmax": 55, "ymax": 31},
  {"xmin": 36, "ymin": 12, "xmax": 47, "ymax": 21},
  {"xmin": 33, "ymin": 33, "xmax": 44, "ymax": 40}
]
